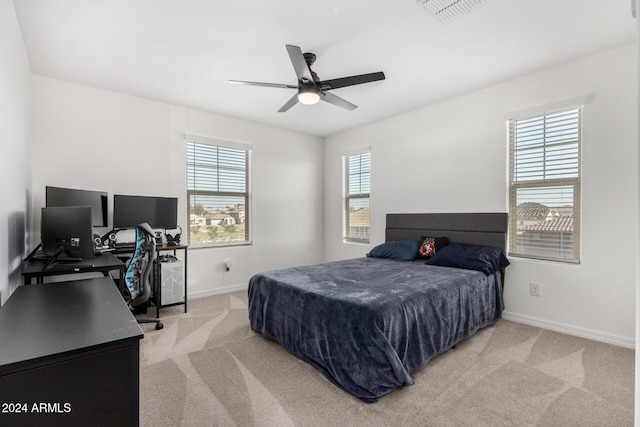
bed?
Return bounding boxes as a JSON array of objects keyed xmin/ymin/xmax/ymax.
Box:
[{"xmin": 248, "ymin": 212, "xmax": 509, "ymax": 402}]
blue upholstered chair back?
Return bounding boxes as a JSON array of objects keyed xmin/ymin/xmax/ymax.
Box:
[{"xmin": 124, "ymin": 222, "xmax": 156, "ymax": 308}]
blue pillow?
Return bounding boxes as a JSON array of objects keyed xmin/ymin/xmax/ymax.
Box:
[
  {"xmin": 366, "ymin": 240, "xmax": 421, "ymax": 261},
  {"xmin": 426, "ymin": 242, "xmax": 510, "ymax": 275}
]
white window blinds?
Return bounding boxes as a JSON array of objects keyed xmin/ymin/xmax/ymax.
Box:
[
  {"xmin": 508, "ymin": 106, "xmax": 581, "ymax": 262},
  {"xmin": 186, "ymin": 138, "xmax": 251, "ymax": 247},
  {"xmin": 343, "ymin": 151, "xmax": 370, "ymax": 243}
]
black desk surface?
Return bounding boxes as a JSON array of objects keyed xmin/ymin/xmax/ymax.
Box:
[
  {"xmin": 22, "ymin": 251, "xmax": 124, "ymax": 276},
  {"xmin": 0, "ymin": 277, "xmax": 143, "ymax": 374}
]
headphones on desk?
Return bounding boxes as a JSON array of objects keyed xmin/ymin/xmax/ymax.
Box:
[{"xmin": 165, "ymin": 226, "xmax": 182, "ymax": 246}]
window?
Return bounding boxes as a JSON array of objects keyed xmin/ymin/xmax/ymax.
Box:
[
  {"xmin": 508, "ymin": 106, "xmax": 581, "ymax": 262},
  {"xmin": 186, "ymin": 136, "xmax": 251, "ymax": 247},
  {"xmin": 343, "ymin": 150, "xmax": 370, "ymax": 243}
]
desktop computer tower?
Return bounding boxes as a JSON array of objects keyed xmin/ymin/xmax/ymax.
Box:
[{"xmin": 158, "ymin": 259, "xmax": 185, "ymax": 306}]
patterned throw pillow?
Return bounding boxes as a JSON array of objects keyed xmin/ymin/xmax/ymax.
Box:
[{"xmin": 418, "ymin": 236, "xmax": 447, "ymax": 259}]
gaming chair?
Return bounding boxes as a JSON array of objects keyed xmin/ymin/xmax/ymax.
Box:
[{"xmin": 124, "ymin": 222, "xmax": 163, "ymax": 330}]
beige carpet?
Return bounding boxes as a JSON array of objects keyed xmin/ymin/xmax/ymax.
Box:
[{"xmin": 138, "ymin": 291, "xmax": 634, "ymax": 427}]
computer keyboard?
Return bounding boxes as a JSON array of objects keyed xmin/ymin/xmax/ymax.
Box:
[
  {"xmin": 114, "ymin": 242, "xmax": 136, "ymax": 250},
  {"xmin": 94, "ymin": 247, "xmax": 114, "ymax": 255}
]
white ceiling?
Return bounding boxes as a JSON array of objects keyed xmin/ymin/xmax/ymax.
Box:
[{"xmin": 13, "ymin": 0, "xmax": 637, "ymax": 137}]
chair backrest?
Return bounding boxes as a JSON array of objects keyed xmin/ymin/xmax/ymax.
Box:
[{"xmin": 124, "ymin": 222, "xmax": 156, "ymax": 307}]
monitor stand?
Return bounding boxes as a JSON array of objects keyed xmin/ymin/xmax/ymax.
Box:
[
  {"xmin": 24, "ymin": 243, "xmax": 42, "ymax": 262},
  {"xmin": 43, "ymin": 246, "xmax": 82, "ymax": 270}
]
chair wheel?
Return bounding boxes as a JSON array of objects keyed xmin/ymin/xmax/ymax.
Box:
[{"xmin": 156, "ymin": 322, "xmax": 164, "ymax": 330}]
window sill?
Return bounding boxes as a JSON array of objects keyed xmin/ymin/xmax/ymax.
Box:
[
  {"xmin": 508, "ymin": 253, "xmax": 580, "ymax": 264},
  {"xmin": 189, "ymin": 242, "xmax": 252, "ymax": 250}
]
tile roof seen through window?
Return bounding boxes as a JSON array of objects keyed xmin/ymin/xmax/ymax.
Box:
[{"xmin": 523, "ymin": 215, "xmax": 573, "ymax": 233}]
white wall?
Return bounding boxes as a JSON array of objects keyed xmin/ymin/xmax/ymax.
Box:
[
  {"xmin": 31, "ymin": 77, "xmax": 324, "ymax": 297},
  {"xmin": 324, "ymin": 43, "xmax": 637, "ymax": 347},
  {"xmin": 0, "ymin": 0, "xmax": 32, "ymax": 305}
]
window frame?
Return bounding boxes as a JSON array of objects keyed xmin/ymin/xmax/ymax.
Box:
[
  {"xmin": 185, "ymin": 135, "xmax": 252, "ymax": 248},
  {"xmin": 507, "ymin": 106, "xmax": 582, "ymax": 263},
  {"xmin": 342, "ymin": 149, "xmax": 371, "ymax": 244}
]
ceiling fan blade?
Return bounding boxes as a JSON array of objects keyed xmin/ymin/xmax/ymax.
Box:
[
  {"xmin": 285, "ymin": 45, "xmax": 314, "ymax": 83},
  {"xmin": 319, "ymin": 71, "xmax": 385, "ymax": 91},
  {"xmin": 278, "ymin": 93, "xmax": 299, "ymax": 112},
  {"xmin": 228, "ymin": 80, "xmax": 297, "ymax": 89},
  {"xmin": 320, "ymin": 91, "xmax": 357, "ymax": 111}
]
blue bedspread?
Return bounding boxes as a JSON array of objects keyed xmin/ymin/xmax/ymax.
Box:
[{"xmin": 248, "ymin": 257, "xmax": 504, "ymax": 402}]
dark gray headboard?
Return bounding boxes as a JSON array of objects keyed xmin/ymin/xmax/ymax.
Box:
[{"xmin": 385, "ymin": 213, "xmax": 508, "ymax": 252}]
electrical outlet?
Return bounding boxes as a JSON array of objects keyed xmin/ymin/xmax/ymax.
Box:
[{"xmin": 530, "ymin": 282, "xmax": 541, "ymax": 297}]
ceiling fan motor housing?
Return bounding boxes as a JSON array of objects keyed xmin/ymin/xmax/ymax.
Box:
[{"xmin": 303, "ymin": 52, "xmax": 317, "ymax": 66}]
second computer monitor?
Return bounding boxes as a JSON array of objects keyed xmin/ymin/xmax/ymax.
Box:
[
  {"xmin": 45, "ymin": 186, "xmax": 108, "ymax": 228},
  {"xmin": 113, "ymin": 194, "xmax": 178, "ymax": 229}
]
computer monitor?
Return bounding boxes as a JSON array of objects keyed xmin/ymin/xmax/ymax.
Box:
[
  {"xmin": 113, "ymin": 194, "xmax": 178, "ymax": 229},
  {"xmin": 41, "ymin": 206, "xmax": 94, "ymax": 261},
  {"xmin": 46, "ymin": 186, "xmax": 108, "ymax": 227}
]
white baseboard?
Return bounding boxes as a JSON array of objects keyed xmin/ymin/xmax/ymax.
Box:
[
  {"xmin": 188, "ymin": 283, "xmax": 248, "ymax": 300},
  {"xmin": 502, "ymin": 311, "xmax": 635, "ymax": 349}
]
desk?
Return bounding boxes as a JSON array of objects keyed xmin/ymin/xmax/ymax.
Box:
[
  {"xmin": 22, "ymin": 252, "xmax": 125, "ymax": 293},
  {"xmin": 0, "ymin": 277, "xmax": 144, "ymax": 427}
]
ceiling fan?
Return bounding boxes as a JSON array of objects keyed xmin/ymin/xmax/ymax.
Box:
[{"xmin": 229, "ymin": 44, "xmax": 385, "ymax": 112}]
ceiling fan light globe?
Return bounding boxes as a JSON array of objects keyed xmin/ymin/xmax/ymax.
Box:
[{"xmin": 297, "ymin": 90, "xmax": 320, "ymax": 105}]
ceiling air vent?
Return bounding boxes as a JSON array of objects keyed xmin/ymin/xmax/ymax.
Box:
[{"xmin": 420, "ymin": 0, "xmax": 486, "ymax": 23}]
